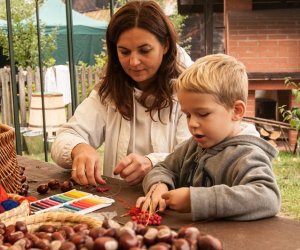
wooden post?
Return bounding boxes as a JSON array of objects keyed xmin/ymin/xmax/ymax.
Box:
[{"xmin": 18, "ymin": 67, "xmax": 27, "ymax": 127}]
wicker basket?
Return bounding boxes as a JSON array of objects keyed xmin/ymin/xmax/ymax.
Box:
[
  {"xmin": 4, "ymin": 211, "xmax": 103, "ymax": 232},
  {"xmin": 0, "ymin": 123, "xmax": 22, "ymax": 193},
  {"xmin": 0, "ymin": 193, "xmax": 30, "ymax": 222}
]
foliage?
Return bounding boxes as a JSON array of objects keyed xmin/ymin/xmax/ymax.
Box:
[
  {"xmin": 278, "ymin": 78, "xmax": 300, "ymax": 155},
  {"xmin": 0, "ymin": 0, "xmax": 57, "ymax": 68},
  {"xmin": 273, "ymin": 151, "xmax": 300, "ymax": 220},
  {"xmin": 0, "ymin": 0, "xmax": 37, "ymax": 21}
]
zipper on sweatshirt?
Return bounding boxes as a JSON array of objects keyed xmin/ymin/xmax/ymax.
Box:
[{"xmin": 186, "ymin": 148, "xmax": 206, "ymax": 186}]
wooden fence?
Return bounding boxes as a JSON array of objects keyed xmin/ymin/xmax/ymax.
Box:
[{"xmin": 0, "ymin": 66, "xmax": 102, "ymax": 128}]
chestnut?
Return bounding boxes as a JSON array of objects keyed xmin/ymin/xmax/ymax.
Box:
[
  {"xmin": 157, "ymin": 227, "xmax": 173, "ymax": 244},
  {"xmin": 173, "ymin": 238, "xmax": 190, "ymax": 250},
  {"xmin": 93, "ymin": 237, "xmax": 118, "ymax": 250},
  {"xmin": 73, "ymin": 223, "xmax": 89, "ymax": 233},
  {"xmin": 15, "ymin": 221, "xmax": 27, "ymax": 233},
  {"xmin": 143, "ymin": 228, "xmax": 158, "ymax": 246},
  {"xmin": 50, "ymin": 240, "xmax": 62, "ymax": 250},
  {"xmin": 6, "ymin": 231, "xmax": 24, "ymax": 244},
  {"xmin": 118, "ymin": 231, "xmax": 138, "ymax": 250},
  {"xmin": 4, "ymin": 224, "xmax": 16, "ymax": 238},
  {"xmin": 21, "ymin": 175, "xmax": 27, "ymax": 183},
  {"xmin": 0, "ymin": 223, "xmax": 6, "ymax": 231},
  {"xmin": 59, "ymin": 241, "xmax": 76, "ymax": 250},
  {"xmin": 89, "ymin": 227, "xmax": 107, "ymax": 239},
  {"xmin": 197, "ymin": 234, "xmax": 223, "ymax": 250},
  {"xmin": 149, "ymin": 242, "xmax": 171, "ymax": 250},
  {"xmin": 52, "ymin": 232, "xmax": 66, "ymax": 241},
  {"xmin": 38, "ymin": 224, "xmax": 56, "ymax": 233},
  {"xmin": 60, "ymin": 226, "xmax": 75, "ymax": 238},
  {"xmin": 35, "ymin": 239, "xmax": 50, "ymax": 249},
  {"xmin": 70, "ymin": 233, "xmax": 87, "ymax": 245},
  {"xmin": 35, "ymin": 231, "xmax": 52, "ymax": 241},
  {"xmin": 13, "ymin": 238, "xmax": 28, "ymax": 249},
  {"xmin": 103, "ymin": 228, "xmax": 118, "ymax": 238},
  {"xmin": 47, "ymin": 179, "xmax": 60, "ymax": 190},
  {"xmin": 37, "ymin": 184, "xmax": 49, "ymax": 194},
  {"xmin": 80, "ymin": 235, "xmax": 94, "ymax": 250},
  {"xmin": 60, "ymin": 181, "xmax": 74, "ymax": 192},
  {"xmin": 102, "ymin": 219, "xmax": 121, "ymax": 230},
  {"xmin": 18, "ymin": 188, "xmax": 28, "ymax": 196},
  {"xmin": 178, "ymin": 226, "xmax": 200, "ymax": 248},
  {"xmin": 135, "ymin": 224, "xmax": 147, "ymax": 236},
  {"xmin": 26, "ymin": 232, "xmax": 41, "ymax": 246}
]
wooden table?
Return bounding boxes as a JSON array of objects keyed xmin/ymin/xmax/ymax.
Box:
[{"xmin": 18, "ymin": 156, "xmax": 300, "ymax": 250}]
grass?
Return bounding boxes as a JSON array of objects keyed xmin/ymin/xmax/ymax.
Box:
[
  {"xmin": 273, "ymin": 151, "xmax": 300, "ymax": 220},
  {"xmin": 24, "ymin": 149, "xmax": 300, "ymax": 220}
]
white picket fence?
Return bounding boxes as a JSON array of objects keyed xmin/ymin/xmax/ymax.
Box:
[{"xmin": 0, "ymin": 66, "xmax": 102, "ymax": 127}]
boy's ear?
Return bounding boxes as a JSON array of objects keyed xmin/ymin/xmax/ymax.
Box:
[{"xmin": 232, "ymin": 100, "xmax": 246, "ymax": 121}]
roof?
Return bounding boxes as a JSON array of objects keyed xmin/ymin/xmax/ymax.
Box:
[{"xmin": 37, "ymin": 0, "xmax": 107, "ymax": 28}]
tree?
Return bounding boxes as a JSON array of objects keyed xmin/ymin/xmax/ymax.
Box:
[
  {"xmin": 279, "ymin": 78, "xmax": 300, "ymax": 155},
  {"xmin": 0, "ymin": 0, "xmax": 57, "ymax": 68}
]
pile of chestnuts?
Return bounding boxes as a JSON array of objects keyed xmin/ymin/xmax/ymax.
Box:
[
  {"xmin": 36, "ymin": 179, "xmax": 74, "ymax": 195},
  {"xmin": 0, "ymin": 218, "xmax": 222, "ymax": 250}
]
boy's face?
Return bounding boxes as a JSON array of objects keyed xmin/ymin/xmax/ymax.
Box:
[{"xmin": 178, "ymin": 90, "xmax": 242, "ymax": 148}]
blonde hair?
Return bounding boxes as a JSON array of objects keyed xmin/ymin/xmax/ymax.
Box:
[{"xmin": 174, "ymin": 54, "xmax": 248, "ymax": 109}]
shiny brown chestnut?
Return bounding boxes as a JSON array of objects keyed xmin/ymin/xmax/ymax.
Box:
[
  {"xmin": 93, "ymin": 236, "xmax": 118, "ymax": 250},
  {"xmin": 143, "ymin": 227, "xmax": 158, "ymax": 246},
  {"xmin": 197, "ymin": 234, "xmax": 223, "ymax": 250},
  {"xmin": 38, "ymin": 224, "xmax": 56, "ymax": 233},
  {"xmin": 118, "ymin": 231, "xmax": 138, "ymax": 250},
  {"xmin": 15, "ymin": 221, "xmax": 27, "ymax": 233},
  {"xmin": 36, "ymin": 184, "xmax": 49, "ymax": 194},
  {"xmin": 89, "ymin": 227, "xmax": 107, "ymax": 239},
  {"xmin": 59, "ymin": 241, "xmax": 77, "ymax": 250},
  {"xmin": 60, "ymin": 180, "xmax": 74, "ymax": 192},
  {"xmin": 6, "ymin": 231, "xmax": 25, "ymax": 244},
  {"xmin": 47, "ymin": 179, "xmax": 60, "ymax": 190},
  {"xmin": 172, "ymin": 238, "xmax": 190, "ymax": 250}
]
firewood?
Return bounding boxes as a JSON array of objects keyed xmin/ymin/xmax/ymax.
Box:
[
  {"xmin": 259, "ymin": 127, "xmax": 270, "ymax": 137},
  {"xmin": 263, "ymin": 124, "xmax": 274, "ymax": 133},
  {"xmin": 267, "ymin": 139, "xmax": 278, "ymax": 148},
  {"xmin": 269, "ymin": 130, "xmax": 281, "ymax": 140}
]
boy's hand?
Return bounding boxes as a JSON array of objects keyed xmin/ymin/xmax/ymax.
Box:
[
  {"xmin": 161, "ymin": 187, "xmax": 191, "ymax": 213},
  {"xmin": 136, "ymin": 182, "xmax": 168, "ymax": 213}
]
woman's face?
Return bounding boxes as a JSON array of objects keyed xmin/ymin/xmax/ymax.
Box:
[{"xmin": 116, "ymin": 27, "xmax": 169, "ymax": 90}]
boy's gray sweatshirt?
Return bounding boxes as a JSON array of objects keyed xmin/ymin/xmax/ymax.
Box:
[{"xmin": 142, "ymin": 124, "xmax": 281, "ymax": 221}]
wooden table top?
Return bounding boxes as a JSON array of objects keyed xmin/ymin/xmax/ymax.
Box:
[{"xmin": 17, "ymin": 155, "xmax": 300, "ymax": 250}]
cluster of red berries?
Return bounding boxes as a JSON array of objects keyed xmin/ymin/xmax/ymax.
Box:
[{"xmin": 128, "ymin": 207, "xmax": 162, "ymax": 226}]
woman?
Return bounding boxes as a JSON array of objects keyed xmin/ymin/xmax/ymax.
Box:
[{"xmin": 51, "ymin": 0, "xmax": 193, "ymax": 186}]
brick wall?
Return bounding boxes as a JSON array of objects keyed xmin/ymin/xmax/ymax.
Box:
[
  {"xmin": 226, "ymin": 9, "xmax": 300, "ymax": 72},
  {"xmin": 245, "ymin": 90, "xmax": 255, "ymax": 117}
]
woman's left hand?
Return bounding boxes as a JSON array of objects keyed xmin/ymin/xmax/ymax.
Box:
[{"xmin": 113, "ymin": 153, "xmax": 152, "ymax": 185}]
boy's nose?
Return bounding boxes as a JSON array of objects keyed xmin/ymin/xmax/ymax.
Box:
[{"xmin": 188, "ymin": 116, "xmax": 200, "ymax": 128}]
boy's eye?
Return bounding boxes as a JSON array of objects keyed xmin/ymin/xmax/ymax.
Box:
[{"xmin": 198, "ymin": 113, "xmax": 209, "ymax": 117}]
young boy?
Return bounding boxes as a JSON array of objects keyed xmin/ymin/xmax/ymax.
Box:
[{"xmin": 137, "ymin": 54, "xmax": 281, "ymax": 221}]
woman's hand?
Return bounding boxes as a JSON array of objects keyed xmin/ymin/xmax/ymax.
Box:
[
  {"xmin": 114, "ymin": 153, "xmax": 153, "ymax": 185},
  {"xmin": 136, "ymin": 182, "xmax": 169, "ymax": 213},
  {"xmin": 71, "ymin": 143, "xmax": 106, "ymax": 186},
  {"xmin": 161, "ymin": 187, "xmax": 191, "ymax": 213}
]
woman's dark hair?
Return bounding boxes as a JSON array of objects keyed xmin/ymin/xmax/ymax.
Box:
[{"xmin": 99, "ymin": 0, "xmax": 184, "ymax": 121}]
